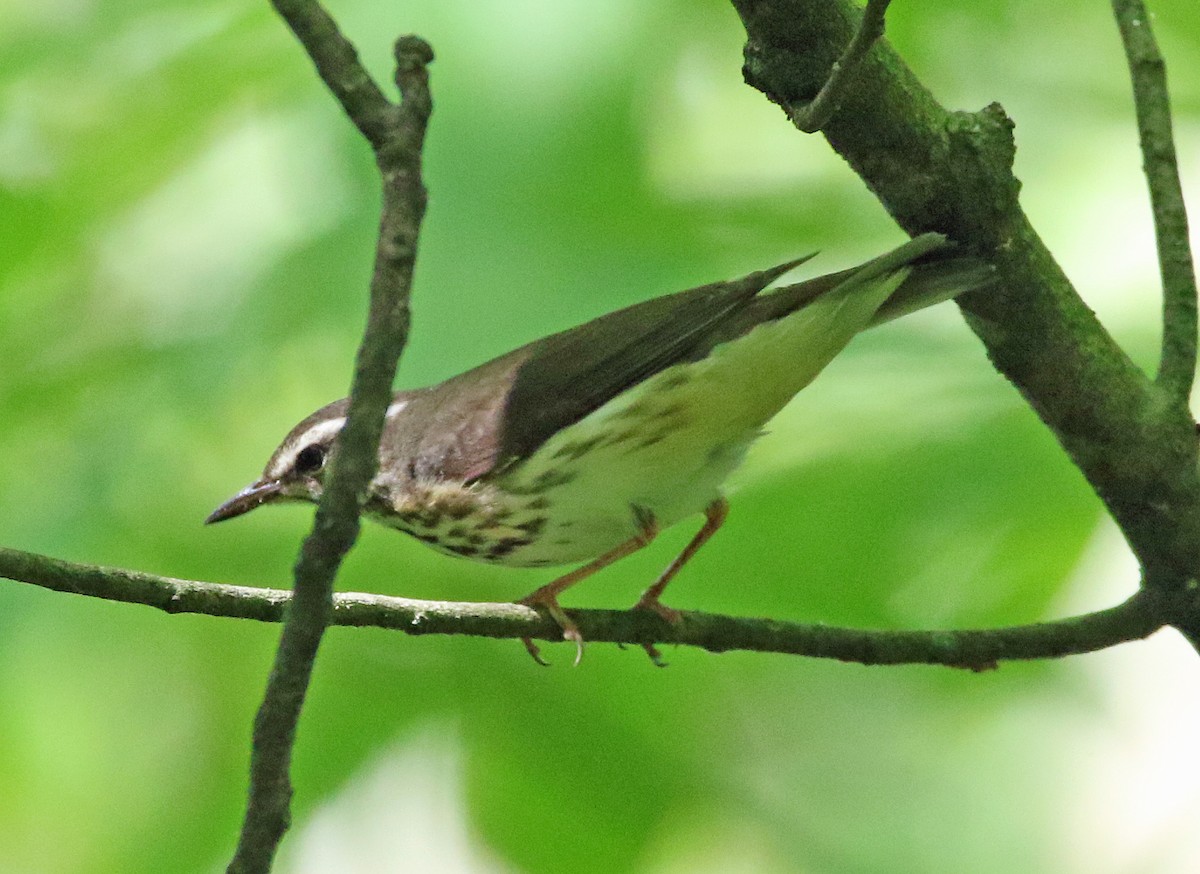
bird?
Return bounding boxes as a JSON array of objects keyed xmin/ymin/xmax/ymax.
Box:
[{"xmin": 207, "ymin": 233, "xmax": 992, "ymax": 664}]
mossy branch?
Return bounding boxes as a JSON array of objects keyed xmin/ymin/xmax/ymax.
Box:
[{"xmin": 0, "ymin": 545, "xmax": 1180, "ymax": 669}]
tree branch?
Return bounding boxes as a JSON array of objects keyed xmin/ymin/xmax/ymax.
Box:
[
  {"xmin": 225, "ymin": 11, "xmax": 433, "ymax": 874},
  {"xmin": 1111, "ymin": 0, "xmax": 1198, "ymax": 402},
  {"xmin": 790, "ymin": 0, "xmax": 892, "ymax": 133},
  {"xmin": 732, "ymin": 0, "xmax": 1200, "ymax": 599},
  {"xmin": 269, "ymin": 0, "xmax": 395, "ymax": 147},
  {"xmin": 0, "ymin": 545, "xmax": 1176, "ymax": 669}
]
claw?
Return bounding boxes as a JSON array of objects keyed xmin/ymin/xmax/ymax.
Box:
[
  {"xmin": 566, "ymin": 628, "xmax": 585, "ymax": 667},
  {"xmin": 643, "ymin": 642, "xmax": 669, "ymax": 667},
  {"xmin": 519, "ymin": 593, "xmax": 585, "ymax": 666},
  {"xmin": 521, "ymin": 637, "xmax": 551, "ymax": 666}
]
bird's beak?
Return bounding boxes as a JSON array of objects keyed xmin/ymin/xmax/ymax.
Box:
[{"xmin": 205, "ymin": 479, "xmax": 283, "ymax": 524}]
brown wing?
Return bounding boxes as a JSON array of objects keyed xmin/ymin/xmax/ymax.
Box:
[{"xmin": 490, "ymin": 255, "xmax": 817, "ymax": 474}]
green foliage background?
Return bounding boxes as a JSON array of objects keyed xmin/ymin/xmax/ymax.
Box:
[{"xmin": 2, "ymin": 0, "xmax": 1199, "ymax": 871}]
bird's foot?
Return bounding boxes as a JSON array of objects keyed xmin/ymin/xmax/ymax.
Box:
[
  {"xmin": 518, "ymin": 592, "xmax": 584, "ymax": 667},
  {"xmin": 632, "ymin": 595, "xmax": 683, "ymax": 667}
]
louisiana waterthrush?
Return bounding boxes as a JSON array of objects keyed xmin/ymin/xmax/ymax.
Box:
[{"xmin": 207, "ymin": 233, "xmax": 991, "ymax": 662}]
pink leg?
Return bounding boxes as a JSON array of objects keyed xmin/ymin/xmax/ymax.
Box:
[{"xmin": 635, "ymin": 497, "xmax": 728, "ymax": 621}]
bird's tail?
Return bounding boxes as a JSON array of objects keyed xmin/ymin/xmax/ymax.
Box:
[
  {"xmin": 868, "ymin": 248, "xmax": 996, "ymax": 327},
  {"xmin": 760, "ymin": 233, "xmax": 994, "ymax": 329}
]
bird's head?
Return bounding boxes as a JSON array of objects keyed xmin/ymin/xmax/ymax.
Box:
[{"xmin": 205, "ymin": 398, "xmax": 351, "ymax": 524}]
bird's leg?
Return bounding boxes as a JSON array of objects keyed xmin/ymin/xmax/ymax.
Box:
[
  {"xmin": 519, "ymin": 506, "xmax": 659, "ymax": 666},
  {"xmin": 635, "ymin": 498, "xmax": 728, "ymax": 619},
  {"xmin": 634, "ymin": 498, "xmax": 728, "ymax": 665}
]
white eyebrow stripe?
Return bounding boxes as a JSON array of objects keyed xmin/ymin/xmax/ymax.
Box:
[
  {"xmin": 297, "ymin": 417, "xmax": 346, "ymax": 448},
  {"xmin": 266, "ymin": 415, "xmax": 349, "ymax": 480}
]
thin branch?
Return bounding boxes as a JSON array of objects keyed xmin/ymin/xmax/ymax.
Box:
[
  {"xmin": 1111, "ymin": 0, "xmax": 1198, "ymax": 402},
  {"xmin": 269, "ymin": 0, "xmax": 395, "ymax": 147},
  {"xmin": 0, "ymin": 546, "xmax": 1177, "ymax": 669},
  {"xmin": 225, "ymin": 17, "xmax": 434, "ymax": 874},
  {"xmin": 790, "ymin": 0, "xmax": 892, "ymax": 133}
]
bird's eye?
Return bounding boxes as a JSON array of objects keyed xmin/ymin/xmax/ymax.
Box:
[{"xmin": 294, "ymin": 444, "xmax": 327, "ymax": 475}]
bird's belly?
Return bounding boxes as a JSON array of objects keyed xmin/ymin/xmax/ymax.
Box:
[
  {"xmin": 487, "ymin": 419, "xmax": 758, "ymax": 567},
  {"xmin": 365, "ymin": 427, "xmax": 751, "ymax": 569},
  {"xmin": 365, "ymin": 484, "xmax": 630, "ymax": 568}
]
